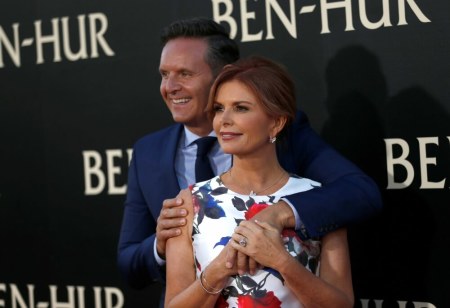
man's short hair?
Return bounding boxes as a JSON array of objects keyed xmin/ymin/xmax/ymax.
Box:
[{"xmin": 161, "ymin": 17, "xmax": 240, "ymax": 76}]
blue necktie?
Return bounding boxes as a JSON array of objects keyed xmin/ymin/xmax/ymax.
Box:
[{"xmin": 194, "ymin": 137, "xmax": 217, "ymax": 182}]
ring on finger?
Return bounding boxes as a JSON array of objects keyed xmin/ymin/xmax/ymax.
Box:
[{"xmin": 239, "ymin": 236, "xmax": 248, "ymax": 247}]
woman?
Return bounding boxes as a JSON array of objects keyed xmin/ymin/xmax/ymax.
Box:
[{"xmin": 165, "ymin": 56, "xmax": 353, "ymax": 307}]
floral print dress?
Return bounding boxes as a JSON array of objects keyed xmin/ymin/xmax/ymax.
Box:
[{"xmin": 190, "ymin": 174, "xmax": 322, "ymax": 308}]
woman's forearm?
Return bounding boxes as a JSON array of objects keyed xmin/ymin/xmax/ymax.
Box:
[{"xmin": 277, "ymin": 255, "xmax": 353, "ymax": 308}]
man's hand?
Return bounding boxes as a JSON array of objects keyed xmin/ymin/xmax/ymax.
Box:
[
  {"xmin": 156, "ymin": 196, "xmax": 188, "ymax": 259},
  {"xmin": 250, "ymin": 200, "xmax": 295, "ymax": 232},
  {"xmin": 226, "ymin": 200, "xmax": 295, "ymax": 275}
]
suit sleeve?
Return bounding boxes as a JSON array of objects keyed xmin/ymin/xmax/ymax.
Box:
[
  {"xmin": 281, "ymin": 111, "xmax": 382, "ymax": 239},
  {"xmin": 117, "ymin": 148, "xmax": 165, "ymax": 288}
]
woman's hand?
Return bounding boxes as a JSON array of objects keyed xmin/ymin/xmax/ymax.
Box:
[
  {"xmin": 230, "ymin": 220, "xmax": 290, "ymax": 270},
  {"xmin": 200, "ymin": 241, "xmax": 240, "ymax": 292},
  {"xmin": 224, "ymin": 201, "xmax": 295, "ymax": 275}
]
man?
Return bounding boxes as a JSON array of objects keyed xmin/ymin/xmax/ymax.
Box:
[{"xmin": 117, "ymin": 17, "xmax": 382, "ymax": 305}]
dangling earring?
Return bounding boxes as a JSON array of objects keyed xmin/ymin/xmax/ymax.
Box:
[{"xmin": 269, "ymin": 136, "xmax": 277, "ymax": 143}]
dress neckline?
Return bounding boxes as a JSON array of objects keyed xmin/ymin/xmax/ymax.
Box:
[{"xmin": 216, "ymin": 173, "xmax": 294, "ymax": 197}]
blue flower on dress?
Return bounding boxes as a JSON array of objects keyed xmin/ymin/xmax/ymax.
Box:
[
  {"xmin": 193, "ymin": 185, "xmax": 226, "ymax": 224},
  {"xmin": 214, "ymin": 236, "xmax": 231, "ymax": 248}
]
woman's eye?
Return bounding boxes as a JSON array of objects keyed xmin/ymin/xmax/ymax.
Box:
[
  {"xmin": 235, "ymin": 105, "xmax": 248, "ymax": 112},
  {"xmin": 213, "ymin": 105, "xmax": 223, "ymax": 112}
]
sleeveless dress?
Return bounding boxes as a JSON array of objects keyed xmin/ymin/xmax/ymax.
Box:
[{"xmin": 190, "ymin": 174, "xmax": 322, "ymax": 308}]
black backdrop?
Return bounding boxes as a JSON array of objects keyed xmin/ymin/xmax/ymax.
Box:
[{"xmin": 1, "ymin": 1, "xmax": 449, "ymax": 307}]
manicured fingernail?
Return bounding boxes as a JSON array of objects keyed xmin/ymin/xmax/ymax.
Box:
[{"xmin": 180, "ymin": 209, "xmax": 187, "ymax": 215}]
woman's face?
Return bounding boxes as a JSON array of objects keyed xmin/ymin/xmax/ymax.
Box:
[{"xmin": 212, "ymin": 79, "xmax": 280, "ymax": 156}]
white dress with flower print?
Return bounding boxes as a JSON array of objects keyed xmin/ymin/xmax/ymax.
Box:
[{"xmin": 190, "ymin": 174, "xmax": 322, "ymax": 308}]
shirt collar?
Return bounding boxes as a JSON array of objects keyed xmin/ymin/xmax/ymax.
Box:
[{"xmin": 183, "ymin": 126, "xmax": 217, "ymax": 147}]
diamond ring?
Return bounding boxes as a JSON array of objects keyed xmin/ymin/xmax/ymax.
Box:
[{"xmin": 239, "ymin": 237, "xmax": 248, "ymax": 247}]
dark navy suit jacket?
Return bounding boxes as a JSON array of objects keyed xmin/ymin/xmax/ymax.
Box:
[{"xmin": 117, "ymin": 110, "xmax": 382, "ymax": 290}]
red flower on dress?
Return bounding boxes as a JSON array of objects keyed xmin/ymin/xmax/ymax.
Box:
[
  {"xmin": 215, "ymin": 295, "xmax": 229, "ymax": 308},
  {"xmin": 237, "ymin": 291, "xmax": 281, "ymax": 308},
  {"xmin": 192, "ymin": 193, "xmax": 201, "ymax": 215},
  {"xmin": 281, "ymin": 228, "xmax": 302, "ymax": 242},
  {"xmin": 245, "ymin": 203, "xmax": 269, "ymax": 220}
]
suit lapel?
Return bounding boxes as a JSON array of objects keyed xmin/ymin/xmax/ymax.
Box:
[
  {"xmin": 144, "ymin": 124, "xmax": 183, "ymax": 216},
  {"xmin": 159, "ymin": 124, "xmax": 183, "ymax": 193}
]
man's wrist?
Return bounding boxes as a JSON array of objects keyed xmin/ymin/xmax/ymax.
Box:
[
  {"xmin": 154, "ymin": 239, "xmax": 166, "ymax": 266},
  {"xmin": 276, "ymin": 200, "xmax": 296, "ymax": 229}
]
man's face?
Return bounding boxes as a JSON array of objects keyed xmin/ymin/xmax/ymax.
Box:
[{"xmin": 159, "ymin": 38, "xmax": 215, "ymax": 136}]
